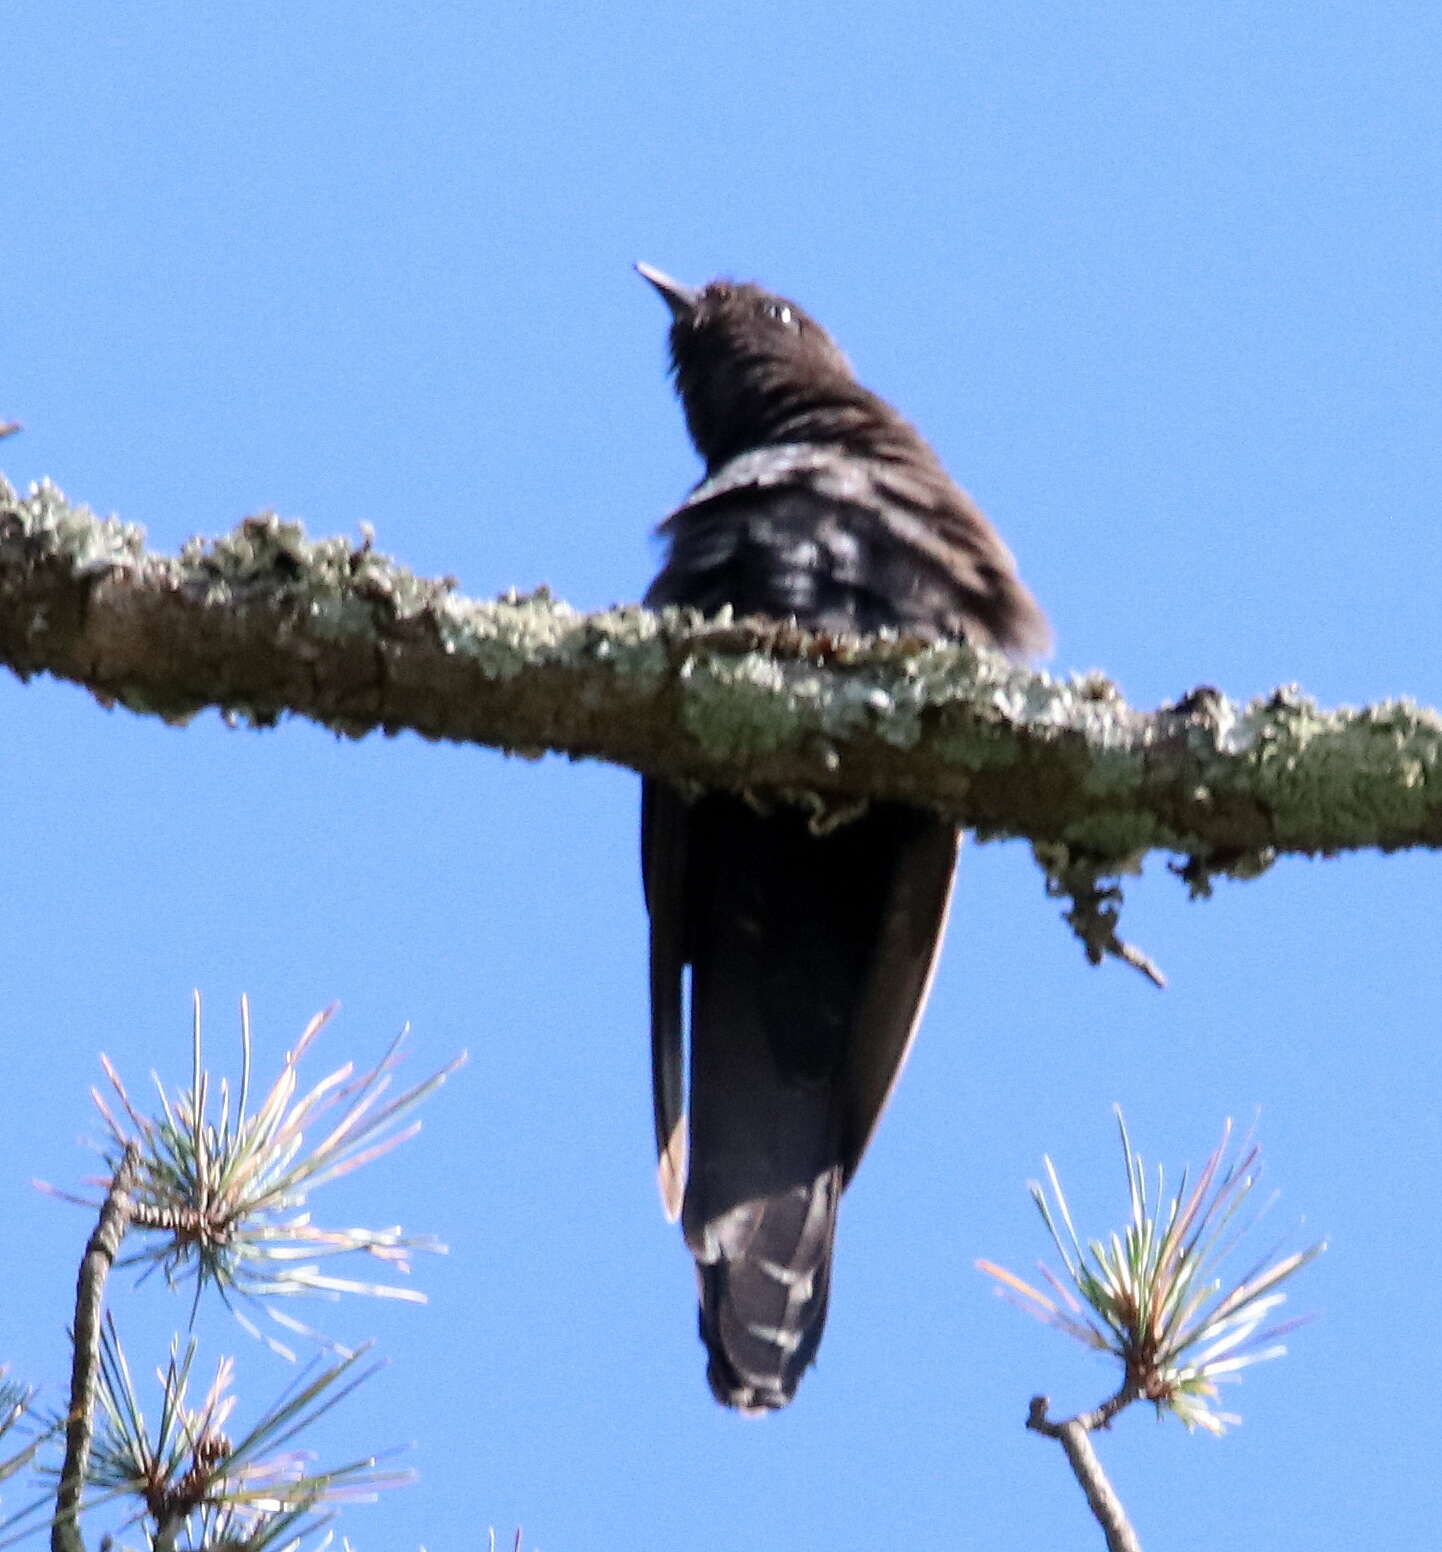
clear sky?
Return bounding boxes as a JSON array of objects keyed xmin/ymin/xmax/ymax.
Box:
[{"xmin": 4, "ymin": 4, "xmax": 1440, "ymax": 1548}]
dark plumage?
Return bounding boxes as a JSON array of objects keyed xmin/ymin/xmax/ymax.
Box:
[{"xmin": 638, "ymin": 265, "xmax": 1047, "ymax": 1411}]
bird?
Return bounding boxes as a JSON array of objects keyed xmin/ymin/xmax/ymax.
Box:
[{"xmin": 637, "ymin": 264, "xmax": 1048, "ymax": 1412}]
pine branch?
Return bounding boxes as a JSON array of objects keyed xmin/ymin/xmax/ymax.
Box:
[
  {"xmin": 1027, "ymin": 1393, "xmax": 1142, "ymax": 1552},
  {"xmin": 53, "ymin": 1144, "xmax": 140, "ymax": 1552}
]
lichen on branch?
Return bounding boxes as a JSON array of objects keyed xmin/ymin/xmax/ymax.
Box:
[{"xmin": 3, "ymin": 473, "xmax": 1440, "ymax": 894}]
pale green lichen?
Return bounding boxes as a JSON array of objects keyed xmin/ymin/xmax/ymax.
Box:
[
  {"xmin": 678, "ymin": 652, "xmax": 822, "ymax": 760},
  {"xmin": 3, "ymin": 476, "xmax": 146, "ymax": 573},
  {"xmin": 436, "ymin": 591, "xmax": 581, "ymax": 676},
  {"xmin": 1238, "ymin": 693, "xmax": 1442, "ymax": 847},
  {"xmin": 428, "ymin": 594, "xmax": 674, "ymax": 688}
]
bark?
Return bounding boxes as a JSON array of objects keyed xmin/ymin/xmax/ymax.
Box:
[{"xmin": 4, "ymin": 474, "xmax": 1440, "ymax": 900}]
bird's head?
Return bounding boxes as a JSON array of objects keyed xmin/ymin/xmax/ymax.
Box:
[{"xmin": 636, "ymin": 264, "xmax": 861, "ymax": 469}]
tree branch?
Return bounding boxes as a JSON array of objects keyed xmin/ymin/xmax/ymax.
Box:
[
  {"xmin": 1027, "ymin": 1392, "xmax": 1142, "ymax": 1552},
  {"xmin": 53, "ymin": 1143, "xmax": 140, "ymax": 1552},
  {"xmin": 5, "ymin": 474, "xmax": 1440, "ymax": 896}
]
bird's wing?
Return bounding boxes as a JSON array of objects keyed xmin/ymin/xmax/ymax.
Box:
[
  {"xmin": 654, "ymin": 446, "xmax": 1049, "ymax": 653},
  {"xmin": 641, "ymin": 777, "xmax": 688, "ymax": 1221},
  {"xmin": 838, "ymin": 818, "xmax": 960, "ymax": 1183}
]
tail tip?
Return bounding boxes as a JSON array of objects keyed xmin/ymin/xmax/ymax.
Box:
[{"xmin": 707, "ymin": 1358, "xmax": 793, "ymax": 1415}]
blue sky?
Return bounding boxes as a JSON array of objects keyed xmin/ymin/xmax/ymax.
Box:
[{"xmin": 4, "ymin": 4, "xmax": 1440, "ymax": 1548}]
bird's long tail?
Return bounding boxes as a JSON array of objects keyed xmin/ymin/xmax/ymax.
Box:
[
  {"xmin": 650, "ymin": 791, "xmax": 959, "ymax": 1411},
  {"xmin": 693, "ymin": 1166, "xmax": 841, "ymax": 1412}
]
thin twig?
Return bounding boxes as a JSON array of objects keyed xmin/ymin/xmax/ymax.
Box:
[
  {"xmin": 53, "ymin": 1144, "xmax": 140, "ymax": 1552},
  {"xmin": 1027, "ymin": 1390, "xmax": 1141, "ymax": 1552},
  {"xmin": 151, "ymin": 1512, "xmax": 184, "ymax": 1552}
]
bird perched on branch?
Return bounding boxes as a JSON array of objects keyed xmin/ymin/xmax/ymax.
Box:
[{"xmin": 637, "ymin": 264, "xmax": 1048, "ymax": 1411}]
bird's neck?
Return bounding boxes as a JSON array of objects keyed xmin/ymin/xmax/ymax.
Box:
[{"xmin": 699, "ymin": 384, "xmax": 932, "ymax": 475}]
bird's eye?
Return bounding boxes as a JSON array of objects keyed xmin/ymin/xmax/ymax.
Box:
[{"xmin": 763, "ymin": 300, "xmax": 800, "ymax": 331}]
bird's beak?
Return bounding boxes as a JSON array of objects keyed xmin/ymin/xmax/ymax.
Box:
[{"xmin": 635, "ymin": 262, "xmax": 700, "ymax": 322}]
